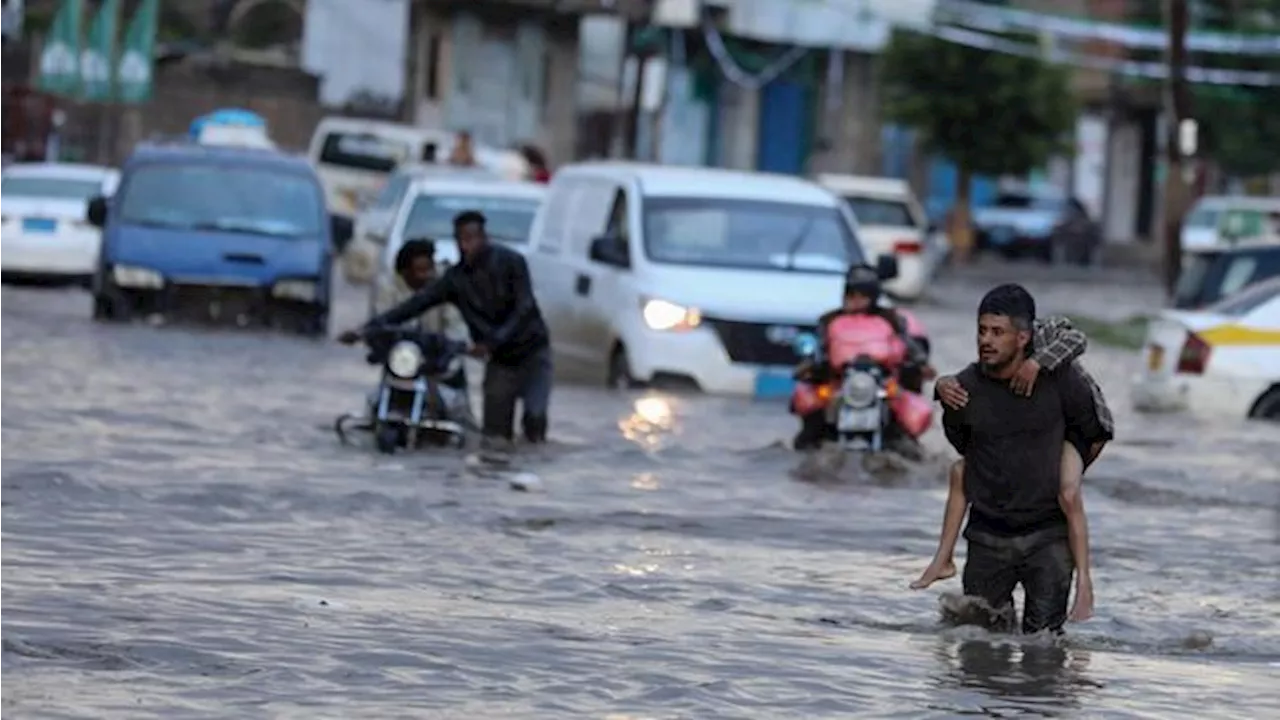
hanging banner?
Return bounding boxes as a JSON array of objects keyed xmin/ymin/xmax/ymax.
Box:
[
  {"xmin": 937, "ymin": 0, "xmax": 1280, "ymax": 56},
  {"xmin": 81, "ymin": 0, "xmax": 121, "ymax": 102},
  {"xmin": 37, "ymin": 0, "xmax": 83, "ymax": 98}
]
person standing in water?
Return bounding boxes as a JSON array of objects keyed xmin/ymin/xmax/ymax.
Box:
[
  {"xmin": 931, "ymin": 284, "xmax": 1108, "ymax": 634},
  {"xmin": 913, "ymin": 308, "xmax": 1113, "ymax": 623}
]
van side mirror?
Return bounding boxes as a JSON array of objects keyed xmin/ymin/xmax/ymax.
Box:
[
  {"xmin": 589, "ymin": 233, "xmax": 630, "ymax": 268},
  {"xmin": 330, "ymin": 214, "xmax": 354, "ymax": 250},
  {"xmin": 876, "ymin": 254, "xmax": 899, "ymax": 281},
  {"xmin": 87, "ymin": 196, "xmax": 108, "ymax": 228}
]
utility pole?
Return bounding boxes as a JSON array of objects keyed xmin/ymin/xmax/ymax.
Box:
[{"xmin": 1162, "ymin": 0, "xmax": 1192, "ymax": 295}]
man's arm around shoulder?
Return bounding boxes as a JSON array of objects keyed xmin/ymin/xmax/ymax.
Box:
[{"xmin": 366, "ymin": 268, "xmax": 456, "ymax": 329}]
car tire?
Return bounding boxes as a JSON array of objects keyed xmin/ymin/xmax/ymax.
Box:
[
  {"xmin": 607, "ymin": 345, "xmax": 640, "ymax": 390},
  {"xmin": 301, "ymin": 306, "xmax": 329, "ymax": 339},
  {"xmin": 1248, "ymin": 388, "xmax": 1280, "ymax": 421},
  {"xmin": 92, "ymin": 294, "xmax": 124, "ymax": 322}
]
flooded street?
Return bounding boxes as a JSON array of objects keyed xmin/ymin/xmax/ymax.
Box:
[{"xmin": 3, "ymin": 274, "xmax": 1278, "ymax": 719}]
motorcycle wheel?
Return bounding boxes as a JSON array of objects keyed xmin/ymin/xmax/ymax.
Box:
[{"xmin": 375, "ymin": 424, "xmax": 400, "ymax": 454}]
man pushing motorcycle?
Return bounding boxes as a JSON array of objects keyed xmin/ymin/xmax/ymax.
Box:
[
  {"xmin": 791, "ymin": 263, "xmax": 935, "ymax": 451},
  {"xmin": 339, "ymin": 210, "xmax": 553, "ymax": 454}
]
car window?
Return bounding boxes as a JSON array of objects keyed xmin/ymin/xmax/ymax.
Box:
[
  {"xmin": 1208, "ymin": 278, "xmax": 1280, "ymax": 316},
  {"xmin": 605, "ymin": 189, "xmax": 629, "ymax": 240},
  {"xmin": 1184, "ymin": 205, "xmax": 1219, "ymax": 229},
  {"xmin": 317, "ymin": 132, "xmax": 412, "ymax": 174},
  {"xmin": 993, "ymin": 194, "xmax": 1033, "ymax": 209},
  {"xmin": 842, "ymin": 196, "xmax": 915, "ymax": 227},
  {"xmin": 400, "ymin": 193, "xmax": 539, "ymax": 245},
  {"xmin": 642, "ymin": 197, "xmax": 861, "ymax": 274},
  {"xmin": 117, "ymin": 164, "xmax": 324, "ymax": 237},
  {"xmin": 371, "ymin": 173, "xmax": 410, "ymax": 210},
  {"xmin": 1, "ymin": 176, "xmax": 104, "ymax": 200},
  {"xmin": 1175, "ymin": 247, "xmax": 1280, "ymax": 308}
]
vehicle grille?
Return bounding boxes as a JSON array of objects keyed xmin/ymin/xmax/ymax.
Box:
[
  {"xmin": 167, "ymin": 284, "xmax": 265, "ymax": 323},
  {"xmin": 706, "ymin": 318, "xmax": 816, "ymax": 366}
]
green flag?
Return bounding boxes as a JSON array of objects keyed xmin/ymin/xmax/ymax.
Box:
[
  {"xmin": 116, "ymin": 0, "xmax": 158, "ymax": 104},
  {"xmin": 81, "ymin": 0, "xmax": 121, "ymax": 101},
  {"xmin": 37, "ymin": 0, "xmax": 83, "ymax": 97}
]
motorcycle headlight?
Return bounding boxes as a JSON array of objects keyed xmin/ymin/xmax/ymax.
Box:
[
  {"xmin": 112, "ymin": 264, "xmax": 164, "ymax": 289},
  {"xmin": 842, "ymin": 371, "xmax": 879, "ymax": 408},
  {"xmin": 641, "ymin": 297, "xmax": 701, "ymax": 332},
  {"xmin": 272, "ymin": 279, "xmax": 318, "ymax": 302},
  {"xmin": 387, "ymin": 340, "xmax": 424, "ymax": 378}
]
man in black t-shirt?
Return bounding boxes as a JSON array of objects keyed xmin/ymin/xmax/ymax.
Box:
[{"xmin": 940, "ymin": 284, "xmax": 1105, "ymax": 634}]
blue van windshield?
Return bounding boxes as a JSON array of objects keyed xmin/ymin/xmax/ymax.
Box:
[{"xmin": 118, "ymin": 164, "xmax": 324, "ymax": 237}]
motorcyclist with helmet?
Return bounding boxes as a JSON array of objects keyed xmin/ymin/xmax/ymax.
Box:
[{"xmin": 791, "ymin": 263, "xmax": 934, "ymax": 451}]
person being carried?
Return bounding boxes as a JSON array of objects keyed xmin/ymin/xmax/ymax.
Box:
[
  {"xmin": 374, "ymin": 238, "xmax": 468, "ymax": 342},
  {"xmin": 340, "ymin": 211, "xmax": 553, "ymax": 450},
  {"xmin": 911, "ymin": 301, "xmax": 1113, "ymax": 623},
  {"xmin": 792, "ymin": 263, "xmax": 934, "ymax": 451},
  {"xmin": 924, "ymin": 284, "xmax": 1110, "ymax": 634}
]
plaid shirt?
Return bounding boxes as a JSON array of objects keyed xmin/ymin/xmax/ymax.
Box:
[{"xmin": 1032, "ymin": 316, "xmax": 1115, "ymax": 436}]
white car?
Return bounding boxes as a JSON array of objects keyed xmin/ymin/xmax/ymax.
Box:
[
  {"xmin": 1, "ymin": 163, "xmax": 120, "ymax": 282},
  {"xmin": 816, "ymin": 173, "xmax": 943, "ymax": 300},
  {"xmin": 1132, "ymin": 275, "xmax": 1280, "ymax": 421},
  {"xmin": 343, "ymin": 162, "xmax": 505, "ymax": 285},
  {"xmin": 365, "ymin": 176, "xmax": 546, "ymax": 318},
  {"xmin": 1181, "ymin": 195, "xmax": 1280, "ymax": 250},
  {"xmin": 524, "ymin": 161, "xmax": 888, "ymax": 398}
]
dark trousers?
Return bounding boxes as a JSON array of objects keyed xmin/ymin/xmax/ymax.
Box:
[
  {"xmin": 482, "ymin": 346, "xmax": 553, "ymax": 442},
  {"xmin": 962, "ymin": 525, "xmax": 1074, "ymax": 635}
]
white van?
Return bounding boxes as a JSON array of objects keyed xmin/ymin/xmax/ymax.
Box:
[
  {"xmin": 306, "ymin": 117, "xmax": 527, "ymax": 218},
  {"xmin": 524, "ymin": 162, "xmax": 889, "ymax": 398}
]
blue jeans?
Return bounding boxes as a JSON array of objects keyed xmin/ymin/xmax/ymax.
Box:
[{"xmin": 482, "ymin": 346, "xmax": 552, "ymax": 442}]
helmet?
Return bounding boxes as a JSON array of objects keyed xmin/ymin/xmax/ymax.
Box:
[{"xmin": 843, "ymin": 263, "xmax": 882, "ymax": 302}]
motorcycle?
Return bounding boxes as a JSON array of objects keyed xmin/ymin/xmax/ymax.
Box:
[
  {"xmin": 790, "ymin": 312, "xmax": 934, "ymax": 455},
  {"xmin": 334, "ymin": 326, "xmax": 473, "ymax": 453}
]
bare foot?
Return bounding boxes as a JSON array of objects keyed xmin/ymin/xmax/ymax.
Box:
[
  {"xmin": 1068, "ymin": 577, "xmax": 1094, "ymax": 622},
  {"xmin": 910, "ymin": 559, "xmax": 957, "ymax": 590}
]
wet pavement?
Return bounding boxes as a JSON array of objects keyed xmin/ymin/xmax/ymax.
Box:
[{"xmin": 3, "ymin": 272, "xmax": 1279, "ymax": 719}]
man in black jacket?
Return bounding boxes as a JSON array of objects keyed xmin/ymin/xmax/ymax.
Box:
[
  {"xmin": 339, "ymin": 210, "xmax": 553, "ymax": 445},
  {"xmin": 940, "ymin": 284, "xmax": 1104, "ymax": 635}
]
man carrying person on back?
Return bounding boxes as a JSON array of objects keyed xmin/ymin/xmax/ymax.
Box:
[
  {"xmin": 936, "ymin": 284, "xmax": 1109, "ymax": 634},
  {"xmin": 339, "ymin": 210, "xmax": 552, "ymax": 452}
]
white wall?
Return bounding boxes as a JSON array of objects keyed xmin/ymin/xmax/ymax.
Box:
[
  {"xmin": 302, "ymin": 0, "xmax": 408, "ymax": 107},
  {"xmin": 1105, "ymin": 119, "xmax": 1141, "ymax": 243},
  {"xmin": 1073, "ymin": 114, "xmax": 1109, "ymax": 222}
]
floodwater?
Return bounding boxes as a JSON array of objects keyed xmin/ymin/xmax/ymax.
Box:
[{"xmin": 3, "ymin": 278, "xmax": 1278, "ymax": 719}]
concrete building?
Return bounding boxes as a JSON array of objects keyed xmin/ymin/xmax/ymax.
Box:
[{"xmin": 400, "ymin": 0, "xmax": 648, "ymax": 167}]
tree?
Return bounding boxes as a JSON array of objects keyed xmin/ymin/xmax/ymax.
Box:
[{"xmin": 879, "ymin": 30, "xmax": 1077, "ymax": 260}]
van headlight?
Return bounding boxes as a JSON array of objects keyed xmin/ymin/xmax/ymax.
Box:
[
  {"xmin": 641, "ymin": 298, "xmax": 701, "ymax": 332},
  {"xmin": 272, "ymin": 279, "xmax": 318, "ymax": 302},
  {"xmin": 387, "ymin": 340, "xmax": 424, "ymax": 378},
  {"xmin": 112, "ymin": 265, "xmax": 164, "ymax": 289}
]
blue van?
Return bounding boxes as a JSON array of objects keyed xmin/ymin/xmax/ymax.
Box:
[{"xmin": 87, "ymin": 142, "xmax": 351, "ymax": 336}]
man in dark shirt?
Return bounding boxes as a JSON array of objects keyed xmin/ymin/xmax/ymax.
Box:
[
  {"xmin": 941, "ymin": 284, "xmax": 1104, "ymax": 634},
  {"xmin": 339, "ymin": 210, "xmax": 553, "ymax": 447}
]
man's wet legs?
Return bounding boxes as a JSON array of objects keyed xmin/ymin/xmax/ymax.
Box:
[
  {"xmin": 1019, "ymin": 536, "xmax": 1074, "ymax": 635},
  {"xmin": 519, "ymin": 347, "xmax": 553, "ymax": 443},
  {"xmin": 482, "ymin": 361, "xmax": 520, "ymax": 443},
  {"xmin": 961, "ymin": 537, "xmax": 1019, "ymax": 632}
]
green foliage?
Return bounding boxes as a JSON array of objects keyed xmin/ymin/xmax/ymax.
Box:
[{"xmin": 879, "ymin": 30, "xmax": 1078, "ymax": 178}]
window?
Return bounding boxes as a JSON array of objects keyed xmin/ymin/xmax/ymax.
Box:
[
  {"xmin": 642, "ymin": 197, "xmax": 861, "ymax": 273},
  {"xmin": 606, "ymin": 190, "xmax": 628, "ymax": 239},
  {"xmin": 1208, "ymin": 278, "xmax": 1280, "ymax": 317},
  {"xmin": 317, "ymin": 132, "xmax": 412, "ymax": 174},
  {"xmin": 371, "ymin": 173, "xmax": 410, "ymax": 210},
  {"xmin": 1175, "ymin": 247, "xmax": 1280, "ymax": 308},
  {"xmin": 1, "ymin": 176, "xmax": 104, "ymax": 200},
  {"xmin": 118, "ymin": 164, "xmax": 323, "ymax": 237},
  {"xmin": 400, "ymin": 193, "xmax": 540, "ymax": 244},
  {"xmin": 1184, "ymin": 205, "xmax": 1219, "ymax": 229},
  {"xmin": 842, "ymin": 196, "xmax": 916, "ymax": 227}
]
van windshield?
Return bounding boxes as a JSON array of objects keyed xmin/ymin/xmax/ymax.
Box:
[
  {"xmin": 401, "ymin": 194, "xmax": 539, "ymax": 244},
  {"xmin": 317, "ymin": 132, "xmax": 413, "ymax": 174},
  {"xmin": 118, "ymin": 164, "xmax": 324, "ymax": 237},
  {"xmin": 641, "ymin": 198, "xmax": 861, "ymax": 274}
]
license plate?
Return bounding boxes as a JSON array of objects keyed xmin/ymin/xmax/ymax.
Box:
[
  {"xmin": 838, "ymin": 406, "xmax": 880, "ymax": 432},
  {"xmin": 22, "ymin": 217, "xmax": 57, "ymax": 233},
  {"xmin": 1147, "ymin": 345, "xmax": 1164, "ymax": 371}
]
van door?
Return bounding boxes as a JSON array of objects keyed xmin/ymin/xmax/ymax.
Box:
[
  {"xmin": 558, "ymin": 178, "xmax": 618, "ymax": 368},
  {"xmin": 574, "ymin": 184, "xmax": 634, "ymax": 371}
]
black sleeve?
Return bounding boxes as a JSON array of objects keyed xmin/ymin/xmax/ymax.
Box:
[
  {"xmin": 1056, "ymin": 365, "xmax": 1102, "ymax": 440},
  {"xmin": 487, "ymin": 253, "xmax": 535, "ymax": 347},
  {"xmin": 364, "ymin": 268, "xmax": 455, "ymax": 329},
  {"xmin": 942, "ymin": 404, "xmax": 970, "ymax": 456}
]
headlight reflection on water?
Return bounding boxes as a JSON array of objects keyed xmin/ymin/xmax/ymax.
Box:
[{"xmin": 618, "ymin": 395, "xmax": 677, "ymax": 451}]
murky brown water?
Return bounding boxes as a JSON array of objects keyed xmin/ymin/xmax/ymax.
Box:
[{"xmin": 3, "ymin": 277, "xmax": 1278, "ymax": 719}]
